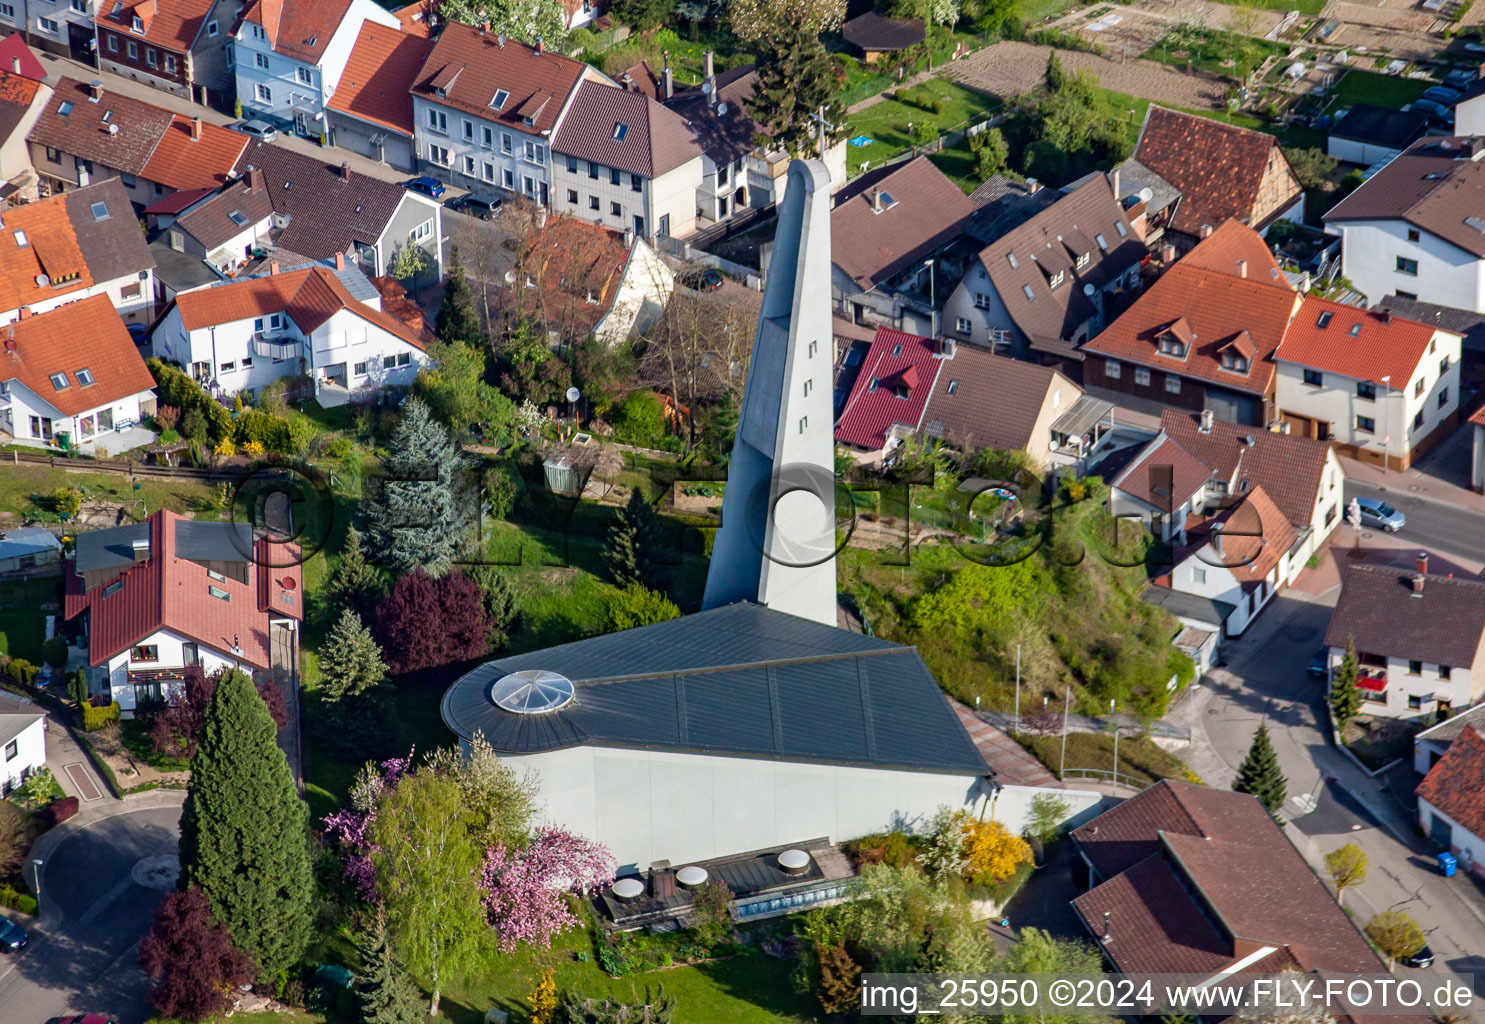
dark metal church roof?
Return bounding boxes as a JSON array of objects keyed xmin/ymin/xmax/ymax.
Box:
[{"xmin": 441, "ymin": 602, "xmax": 989, "ymax": 775}]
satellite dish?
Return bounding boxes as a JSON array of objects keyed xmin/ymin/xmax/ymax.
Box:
[
  {"xmin": 1138, "ymin": 186, "xmax": 1155, "ymax": 204},
  {"xmin": 701, "ymin": 81, "xmax": 712, "ymax": 95},
  {"xmin": 504, "ymin": 269, "xmax": 517, "ymax": 284},
  {"xmin": 1083, "ymin": 283, "xmax": 1096, "ymax": 297},
  {"xmin": 34, "ymin": 274, "xmax": 47, "ymax": 287},
  {"xmin": 565, "ymin": 386, "xmax": 581, "ymax": 403},
  {"xmin": 717, "ymin": 102, "xmax": 728, "ymax": 114}
]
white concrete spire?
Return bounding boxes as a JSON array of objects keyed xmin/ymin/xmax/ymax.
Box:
[{"xmin": 702, "ymin": 159, "xmax": 838, "ymax": 625}]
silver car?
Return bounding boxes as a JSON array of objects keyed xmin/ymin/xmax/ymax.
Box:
[
  {"xmin": 1355, "ymin": 496, "xmax": 1405, "ymax": 532},
  {"xmin": 232, "ymin": 119, "xmax": 279, "ymax": 143}
]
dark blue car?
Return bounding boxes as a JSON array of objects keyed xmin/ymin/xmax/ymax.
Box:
[
  {"xmin": 403, "ymin": 176, "xmax": 446, "ymax": 200},
  {"xmin": 0, "ymin": 914, "xmax": 28, "ymax": 952}
]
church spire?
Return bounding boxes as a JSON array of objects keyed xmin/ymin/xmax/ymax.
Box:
[{"xmin": 702, "ymin": 159, "xmax": 838, "ymax": 626}]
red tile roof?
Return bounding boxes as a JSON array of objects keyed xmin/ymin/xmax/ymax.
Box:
[
  {"xmin": 0, "ymin": 294, "xmax": 156, "ymax": 417},
  {"xmin": 0, "ymin": 34, "xmax": 47, "ymax": 82},
  {"xmin": 1175, "ymin": 218, "xmax": 1284, "ymax": 280},
  {"xmin": 1418, "ymin": 725, "xmax": 1485, "ymax": 838},
  {"xmin": 835, "ymin": 327, "xmax": 943, "ymax": 449},
  {"xmin": 369, "ymin": 274, "xmax": 436, "ymax": 345},
  {"xmin": 242, "ymin": 0, "xmax": 354, "ymax": 63},
  {"xmin": 413, "ymin": 21, "xmax": 591, "ymax": 134},
  {"xmin": 1111, "ymin": 436, "xmax": 1214, "ymax": 511},
  {"xmin": 0, "ymin": 192, "xmax": 95, "ymax": 311},
  {"xmin": 326, "ymin": 22, "xmax": 432, "ymax": 137},
  {"xmin": 63, "ymin": 509, "xmax": 302, "ymax": 670},
  {"xmin": 142, "ymin": 114, "xmax": 250, "ymax": 190},
  {"xmin": 553, "ymin": 81, "xmax": 701, "ymax": 179},
  {"xmin": 1135, "ymin": 106, "xmax": 1301, "ymax": 237},
  {"xmin": 142, "ymin": 185, "xmax": 214, "ymax": 216},
  {"xmin": 1471, "ymin": 404, "xmax": 1485, "ymax": 427},
  {"xmin": 391, "ymin": 1, "xmax": 433, "ymax": 37},
  {"xmin": 101, "ymin": 0, "xmax": 218, "ymax": 53},
  {"xmin": 830, "ymin": 156, "xmax": 974, "ymax": 290},
  {"xmin": 1276, "ymin": 298, "xmax": 1451, "ymax": 389}
]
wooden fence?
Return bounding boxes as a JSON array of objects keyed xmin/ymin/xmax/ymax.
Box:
[{"xmin": 6, "ymin": 449, "xmax": 241, "ymax": 482}]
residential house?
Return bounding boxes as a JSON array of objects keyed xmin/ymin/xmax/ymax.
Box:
[
  {"xmin": 0, "ymin": 67, "xmax": 50, "ymax": 191},
  {"xmin": 0, "ymin": 293, "xmax": 159, "ymax": 448},
  {"xmin": 232, "ymin": 0, "xmax": 407, "ymax": 139},
  {"xmin": 95, "ymin": 0, "xmax": 237, "ymax": 105},
  {"xmin": 1132, "ymin": 106, "xmax": 1303, "ymax": 250},
  {"xmin": 1418, "ymin": 725, "xmax": 1485, "ymax": 876},
  {"xmin": 962, "ymin": 174, "xmax": 1056, "ymax": 242},
  {"xmin": 940, "ymin": 174, "xmax": 1145, "ymax": 371},
  {"xmin": 1453, "ymin": 75, "xmax": 1485, "ymax": 135},
  {"xmin": 840, "ymin": 11, "xmax": 924, "ymax": 62},
  {"xmin": 2, "ymin": 0, "xmax": 99, "ymax": 62},
  {"xmin": 1375, "ymin": 292, "xmax": 1485, "ymax": 389},
  {"xmin": 829, "ymin": 157, "xmax": 974, "ymax": 337},
  {"xmin": 28, "ymin": 77, "xmax": 246, "ymax": 204},
  {"xmin": 1274, "ymin": 300, "xmax": 1462, "ymax": 469},
  {"xmin": 1323, "ymin": 555, "xmax": 1485, "ymax": 719},
  {"xmin": 499, "ymin": 215, "xmax": 673, "ymax": 347},
  {"xmin": 0, "ymin": 712, "xmax": 44, "ymax": 796},
  {"xmin": 63, "ymin": 509, "xmax": 302, "ymax": 710},
  {"xmin": 0, "ymin": 34, "xmax": 48, "ymax": 82},
  {"xmin": 410, "ymin": 22, "xmax": 606, "ymax": 204},
  {"xmin": 1070, "ymin": 780, "xmax": 1411, "ymax": 989},
  {"xmin": 1082, "ymin": 219, "xmax": 1300, "ymax": 427},
  {"xmin": 1471, "ymin": 403, "xmax": 1485, "ymax": 492},
  {"xmin": 324, "ymin": 13, "xmax": 433, "ymax": 172},
  {"xmin": 149, "ymin": 165, "xmax": 274, "ymax": 277},
  {"xmin": 1325, "ymin": 137, "xmax": 1485, "ymax": 313},
  {"xmin": 917, "ymin": 347, "xmax": 1108, "ymax": 468},
  {"xmin": 1107, "ymin": 430, "xmax": 1219, "ymax": 544},
  {"xmin": 1327, "ymin": 103, "xmax": 1429, "ymax": 166},
  {"xmin": 151, "ymin": 256, "xmax": 433, "ymax": 398},
  {"xmin": 231, "ymin": 139, "xmax": 443, "ymax": 276},
  {"xmin": 834, "ymin": 326, "xmax": 944, "ymax": 461},
  {"xmin": 0, "ymin": 526, "xmax": 61, "ymax": 573},
  {"xmin": 1105, "ymin": 157, "xmax": 1180, "ymax": 245},
  {"xmin": 1413, "ymin": 700, "xmax": 1485, "ymax": 774},
  {"xmin": 551, "ymin": 80, "xmax": 703, "ymax": 241}
]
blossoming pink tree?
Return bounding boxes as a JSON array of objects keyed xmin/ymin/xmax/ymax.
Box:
[
  {"xmin": 322, "ymin": 751, "xmax": 415, "ymax": 900},
  {"xmin": 482, "ymin": 825, "xmax": 616, "ymax": 951}
]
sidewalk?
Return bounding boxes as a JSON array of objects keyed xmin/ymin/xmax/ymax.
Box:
[{"xmin": 1339, "ymin": 431, "xmax": 1485, "ymax": 516}]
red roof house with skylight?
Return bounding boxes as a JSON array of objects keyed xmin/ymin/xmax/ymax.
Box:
[{"xmin": 835, "ymin": 326, "xmax": 944, "ymax": 457}]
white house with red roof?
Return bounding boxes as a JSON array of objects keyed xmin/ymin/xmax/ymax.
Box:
[
  {"xmin": 0, "ymin": 294, "xmax": 158, "ymax": 450},
  {"xmin": 151, "ymin": 257, "xmax": 433, "ymax": 399},
  {"xmin": 64, "ymin": 509, "xmax": 302, "ymax": 710},
  {"xmin": 834, "ymin": 326, "xmax": 946, "ymax": 461},
  {"xmin": 1274, "ymin": 299, "xmax": 1462, "ymax": 471}
]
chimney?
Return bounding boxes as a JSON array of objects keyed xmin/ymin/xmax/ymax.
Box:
[
  {"xmin": 1236, "ymin": 259, "xmax": 1247, "ymax": 279},
  {"xmin": 338, "ymin": 160, "xmax": 349, "ymax": 180},
  {"xmin": 871, "ymin": 188, "xmax": 881, "ymax": 213},
  {"xmin": 1412, "ymin": 572, "xmax": 1426, "ymax": 596},
  {"xmin": 1200, "ymin": 224, "xmax": 1213, "ymax": 239},
  {"xmin": 1026, "ymin": 177, "xmax": 1041, "ymax": 194},
  {"xmin": 249, "ymin": 166, "xmax": 264, "ymax": 192},
  {"xmin": 1110, "ymin": 165, "xmax": 1120, "ymax": 201},
  {"xmin": 9, "ymin": 57, "xmax": 18, "ymax": 74},
  {"xmin": 704, "ymin": 50, "xmax": 716, "ymax": 105},
  {"xmin": 623, "ymin": 226, "xmax": 635, "ymax": 248},
  {"xmin": 497, "ymin": 33, "xmax": 506, "ymax": 47},
  {"xmin": 190, "ymin": 115, "xmax": 201, "ymax": 141},
  {"xmin": 132, "ymin": 535, "xmax": 150, "ymax": 561},
  {"xmin": 335, "ymin": 251, "xmax": 346, "ymax": 271},
  {"xmin": 480, "ymin": 17, "xmax": 489, "ymax": 34},
  {"xmin": 1417, "ymin": 551, "xmax": 1429, "ymax": 576},
  {"xmin": 1100, "ymin": 912, "xmax": 1113, "ymax": 945},
  {"xmin": 535, "ymin": 36, "xmax": 544, "ymax": 55},
  {"xmin": 17, "ymin": 307, "xmax": 29, "ymax": 320},
  {"xmin": 88, "ymin": 79, "xmax": 102, "ymax": 102},
  {"xmin": 1381, "ymin": 309, "xmax": 1393, "ymax": 324},
  {"xmin": 621, "ymin": 72, "xmax": 634, "ymax": 90},
  {"xmin": 662, "ymin": 52, "xmax": 673, "ymax": 100},
  {"xmin": 269, "ymin": 260, "xmax": 281, "ymax": 275},
  {"xmin": 1160, "ymin": 242, "xmax": 1176, "ymax": 264},
  {"xmin": 1199, "ymin": 408, "xmax": 1214, "ymax": 433}
]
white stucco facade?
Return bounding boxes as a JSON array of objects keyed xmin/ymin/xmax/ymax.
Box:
[
  {"xmin": 102, "ymin": 626, "xmax": 241, "ymax": 711},
  {"xmin": 1168, "ymin": 542, "xmax": 1292, "ymax": 637},
  {"xmin": 0, "ymin": 271, "xmax": 156, "ymax": 328},
  {"xmin": 0, "ymin": 379, "xmax": 155, "ymax": 448},
  {"xmin": 1418, "ymin": 796, "xmax": 1485, "ymax": 876},
  {"xmin": 594, "ymin": 238, "xmax": 673, "ymax": 345},
  {"xmin": 551, "ymin": 152, "xmax": 703, "ymax": 241},
  {"xmin": 1330, "ymin": 218, "xmax": 1485, "ymax": 311},
  {"xmin": 0, "ymin": 714, "xmax": 45, "ymax": 796},
  {"xmin": 1328, "ymin": 648, "xmax": 1481, "ymax": 720}
]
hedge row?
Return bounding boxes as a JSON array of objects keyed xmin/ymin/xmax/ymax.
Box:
[
  {"xmin": 81, "ymin": 701, "xmax": 121, "ymax": 732},
  {"xmin": 0, "ymin": 885, "xmax": 38, "ymax": 916}
]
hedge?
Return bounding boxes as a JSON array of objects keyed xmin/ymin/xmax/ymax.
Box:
[
  {"xmin": 0, "ymin": 885, "xmax": 38, "ymax": 916},
  {"xmin": 81, "ymin": 701, "xmax": 121, "ymax": 731},
  {"xmin": 41, "ymin": 796, "xmax": 79, "ymax": 829},
  {"xmin": 3, "ymin": 659, "xmax": 38, "ymax": 687}
]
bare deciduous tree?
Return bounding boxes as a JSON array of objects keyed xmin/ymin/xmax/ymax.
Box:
[{"xmin": 637, "ymin": 280, "xmax": 753, "ymax": 446}]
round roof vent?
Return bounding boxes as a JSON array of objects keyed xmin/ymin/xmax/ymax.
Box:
[
  {"xmin": 777, "ymin": 849, "xmax": 810, "ymax": 874},
  {"xmin": 612, "ymin": 877, "xmax": 645, "ymax": 900},
  {"xmin": 490, "ymin": 669, "xmax": 574, "ymax": 714},
  {"xmin": 676, "ymin": 865, "xmax": 709, "ymax": 889}
]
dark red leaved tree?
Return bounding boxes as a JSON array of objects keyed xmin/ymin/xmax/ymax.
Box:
[
  {"xmin": 138, "ymin": 886, "xmax": 258, "ymax": 1022},
  {"xmin": 149, "ymin": 665, "xmax": 290, "ymax": 760},
  {"xmin": 374, "ymin": 569, "xmax": 493, "ymax": 675}
]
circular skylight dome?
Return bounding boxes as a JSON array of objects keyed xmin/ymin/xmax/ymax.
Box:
[
  {"xmin": 612, "ymin": 877, "xmax": 645, "ymax": 900},
  {"xmin": 490, "ymin": 669, "xmax": 575, "ymax": 715}
]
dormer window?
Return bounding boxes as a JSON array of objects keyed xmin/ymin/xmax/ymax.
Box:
[
  {"xmin": 1156, "ymin": 317, "xmax": 1194, "ymax": 359},
  {"xmin": 1157, "ymin": 336, "xmax": 1186, "ymax": 357},
  {"xmin": 490, "ymin": 89, "xmax": 509, "ymax": 110},
  {"xmin": 110, "ymin": 1, "xmax": 121, "ymax": 12},
  {"xmin": 1049, "ymin": 270, "xmax": 1065, "ymax": 288},
  {"xmin": 1076, "ymin": 252, "xmax": 1090, "ymax": 269},
  {"xmin": 1220, "ymin": 351, "xmax": 1249, "ymax": 373},
  {"xmin": 131, "ymin": 15, "xmax": 143, "ymax": 31},
  {"xmin": 893, "ymin": 383, "xmax": 910, "ymax": 399}
]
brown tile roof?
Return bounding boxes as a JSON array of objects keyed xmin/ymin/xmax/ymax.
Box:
[
  {"xmin": 391, "ymin": 1, "xmax": 433, "ymax": 37},
  {"xmin": 63, "ymin": 178, "xmax": 157, "ymax": 284},
  {"xmin": 413, "ymin": 21, "xmax": 589, "ymax": 134},
  {"xmin": 949, "ymin": 698, "xmax": 1059, "ymax": 787},
  {"xmin": 1160, "ymin": 409, "xmax": 1332, "ymax": 528},
  {"xmin": 1276, "ymin": 298, "xmax": 1450, "ymax": 389},
  {"xmin": 1325, "ymin": 137, "xmax": 1485, "ymax": 258},
  {"xmin": 500, "ymin": 215, "xmax": 631, "ymax": 335},
  {"xmin": 553, "ymin": 81, "xmax": 701, "ymax": 180},
  {"xmin": 1111, "ymin": 436, "xmax": 1215, "ymax": 511},
  {"xmin": 1418, "ymin": 725, "xmax": 1485, "ymax": 837},
  {"xmin": 101, "ymin": 0, "xmax": 218, "ymax": 53},
  {"xmin": 242, "ymin": 0, "xmax": 354, "ymax": 64},
  {"xmin": 830, "ymin": 156, "xmax": 974, "ymax": 291},
  {"xmin": 0, "ymin": 294, "xmax": 156, "ymax": 416},
  {"xmin": 326, "ymin": 22, "xmax": 433, "ymax": 137},
  {"xmin": 616, "ymin": 62, "xmax": 663, "ymax": 102},
  {"xmin": 1175, "ymin": 486, "xmax": 1297, "ymax": 591},
  {"xmin": 1134, "ymin": 106, "xmax": 1300, "ymax": 238},
  {"xmin": 174, "ymin": 171, "xmax": 275, "ymax": 251},
  {"xmin": 919, "ymin": 347, "xmax": 1071, "ymax": 453},
  {"xmin": 1072, "ymin": 780, "xmax": 1388, "ymax": 977},
  {"xmin": 1324, "ymin": 563, "xmax": 1485, "ymax": 667},
  {"xmin": 666, "ymin": 64, "xmax": 763, "ymax": 165},
  {"xmin": 841, "ymin": 10, "xmax": 925, "ymax": 51},
  {"xmin": 370, "ymin": 274, "xmax": 435, "ymax": 345},
  {"xmin": 142, "ymin": 114, "xmax": 250, "ymax": 190},
  {"xmin": 979, "ymin": 175, "xmax": 1146, "ymax": 346},
  {"xmin": 29, "ymin": 77, "xmax": 176, "ymax": 177},
  {"xmin": 0, "ymin": 70, "xmax": 39, "ymax": 147}
]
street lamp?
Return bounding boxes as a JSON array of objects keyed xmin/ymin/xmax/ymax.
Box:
[
  {"xmin": 923, "ymin": 258, "xmax": 937, "ymax": 339},
  {"xmin": 1110, "ymin": 699, "xmax": 1120, "ymax": 783},
  {"xmin": 1380, "ymin": 374, "xmax": 1392, "ymax": 475},
  {"xmin": 31, "ymin": 858, "xmax": 42, "ymax": 899}
]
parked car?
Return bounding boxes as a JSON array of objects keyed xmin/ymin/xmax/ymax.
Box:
[
  {"xmin": 1308, "ymin": 648, "xmax": 1329, "ymax": 679},
  {"xmin": 403, "ymin": 176, "xmax": 446, "ymax": 200},
  {"xmin": 1354, "ymin": 496, "xmax": 1406, "ymax": 532},
  {"xmin": 1400, "ymin": 944, "xmax": 1434, "ymax": 968},
  {"xmin": 56, "ymin": 1016, "xmax": 120, "ymax": 1024},
  {"xmin": 0, "ymin": 914, "xmax": 27, "ymax": 952},
  {"xmin": 1411, "ymin": 99, "xmax": 1454, "ymax": 125},
  {"xmin": 679, "ymin": 267, "xmax": 724, "ymax": 292},
  {"xmin": 1421, "ymin": 86, "xmax": 1462, "ymax": 106},
  {"xmin": 126, "ymin": 322, "xmax": 148, "ymax": 344},
  {"xmin": 446, "ymin": 193, "xmax": 503, "ymax": 220},
  {"xmin": 230, "ymin": 119, "xmax": 279, "ymax": 143},
  {"xmin": 1443, "ymin": 69, "xmax": 1476, "ymax": 91}
]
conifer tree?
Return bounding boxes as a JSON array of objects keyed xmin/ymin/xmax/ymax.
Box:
[
  {"xmin": 603, "ymin": 488, "xmax": 669, "ymax": 591},
  {"xmin": 435, "ymin": 243, "xmax": 482, "ymax": 346},
  {"xmin": 179, "ymin": 668, "xmax": 314, "ymax": 982},
  {"xmin": 1233, "ymin": 723, "xmax": 1287, "ymax": 816},
  {"xmin": 357, "ymin": 910, "xmax": 426, "ymax": 1024},
  {"xmin": 324, "ymin": 526, "xmax": 384, "ymax": 618},
  {"xmin": 363, "ymin": 397, "xmax": 474, "ymax": 576},
  {"xmin": 467, "ymin": 563, "xmax": 520, "ymax": 651},
  {"xmin": 317, "ymin": 608, "xmax": 389, "ymax": 759},
  {"xmin": 745, "ymin": 25, "xmax": 846, "ymax": 158},
  {"xmin": 1329, "ymin": 636, "xmax": 1362, "ymax": 731}
]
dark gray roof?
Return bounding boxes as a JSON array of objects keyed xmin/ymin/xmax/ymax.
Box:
[
  {"xmin": 1324, "ymin": 564, "xmax": 1485, "ymax": 667},
  {"xmin": 0, "ymin": 713, "xmax": 43, "ymax": 749},
  {"xmin": 148, "ymin": 237, "xmax": 220, "ymax": 293},
  {"xmin": 1375, "ymin": 294, "xmax": 1485, "ymax": 355},
  {"xmin": 73, "ymin": 522, "xmax": 150, "ymax": 573},
  {"xmin": 964, "ymin": 174, "xmax": 1058, "ymax": 244},
  {"xmin": 441, "ymin": 602, "xmax": 989, "ymax": 775},
  {"xmin": 1140, "ymin": 586, "xmax": 1236, "ymax": 627},
  {"xmin": 64, "ymin": 178, "xmax": 156, "ymax": 283},
  {"xmin": 1417, "ymin": 701, "xmax": 1485, "ymax": 747},
  {"xmin": 1114, "ymin": 157, "xmax": 1180, "ymax": 217},
  {"xmin": 174, "ymin": 520, "xmax": 254, "ymax": 562},
  {"xmin": 1330, "ymin": 103, "xmax": 1429, "ymax": 151}
]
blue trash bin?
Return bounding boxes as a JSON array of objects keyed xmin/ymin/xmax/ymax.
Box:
[{"xmin": 1438, "ymin": 851, "xmax": 1458, "ymax": 877}]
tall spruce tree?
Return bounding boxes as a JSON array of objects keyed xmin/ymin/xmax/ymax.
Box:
[
  {"xmin": 1233, "ymin": 723, "xmax": 1287, "ymax": 815},
  {"xmin": 179, "ymin": 668, "xmax": 313, "ymax": 982},
  {"xmin": 1329, "ymin": 636, "xmax": 1362, "ymax": 731},
  {"xmin": 745, "ymin": 25, "xmax": 846, "ymax": 158},
  {"xmin": 435, "ymin": 243, "xmax": 482, "ymax": 346},
  {"xmin": 363, "ymin": 397, "xmax": 473, "ymax": 577},
  {"xmin": 603, "ymin": 487, "xmax": 669, "ymax": 591},
  {"xmin": 317, "ymin": 608, "xmax": 389, "ymax": 759},
  {"xmin": 323, "ymin": 526, "xmax": 383, "ymax": 618},
  {"xmin": 357, "ymin": 910, "xmax": 426, "ymax": 1024}
]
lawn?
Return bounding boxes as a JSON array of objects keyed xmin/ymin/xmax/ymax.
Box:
[
  {"xmin": 1015, "ymin": 730, "xmax": 1199, "ymax": 785},
  {"xmin": 842, "ymin": 79, "xmax": 1003, "ymax": 178},
  {"xmin": 1326, "ymin": 68, "xmax": 1430, "ymax": 112},
  {"xmin": 1206, "ymin": 0, "xmax": 1327, "ymax": 13},
  {"xmin": 1146, "ymin": 25, "xmax": 1284, "ymax": 81},
  {"xmin": 0, "ymin": 575, "xmax": 61, "ymax": 662},
  {"xmin": 0, "ymin": 462, "xmax": 220, "ymax": 523},
  {"xmin": 1094, "ymin": 87, "xmax": 1324, "ymax": 154}
]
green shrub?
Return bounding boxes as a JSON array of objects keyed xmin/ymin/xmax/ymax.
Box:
[
  {"xmin": 41, "ymin": 635, "xmax": 67, "ymax": 669},
  {"xmin": 81, "ymin": 700, "xmax": 121, "ymax": 731},
  {"xmin": 610, "ymin": 390, "xmax": 667, "ymax": 444},
  {"xmin": 4, "ymin": 659, "xmax": 38, "ymax": 687},
  {"xmin": 0, "ymin": 886, "xmax": 38, "ymax": 916},
  {"xmin": 232, "ymin": 408, "xmax": 294, "ymax": 452},
  {"xmin": 607, "ymin": 584, "xmax": 680, "ymax": 631},
  {"xmin": 159, "ymin": 429, "xmax": 181, "ymax": 444}
]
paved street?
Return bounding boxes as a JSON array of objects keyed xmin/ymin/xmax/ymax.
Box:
[
  {"xmin": 0, "ymin": 797, "xmax": 183, "ymax": 1024},
  {"xmin": 1345, "ymin": 478, "xmax": 1485, "ymax": 568}
]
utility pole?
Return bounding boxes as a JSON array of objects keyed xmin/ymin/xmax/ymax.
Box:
[
  {"xmin": 1013, "ymin": 643, "xmax": 1020, "ymax": 727},
  {"xmin": 808, "ymin": 105, "xmax": 836, "ymax": 160},
  {"xmin": 1059, "ymin": 687, "xmax": 1070, "ymax": 778}
]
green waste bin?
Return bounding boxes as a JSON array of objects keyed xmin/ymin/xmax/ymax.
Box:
[{"xmin": 55, "ymin": 431, "xmax": 70, "ymax": 451}]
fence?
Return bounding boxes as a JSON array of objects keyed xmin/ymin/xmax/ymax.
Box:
[
  {"xmin": 1057, "ymin": 768, "xmax": 1152, "ymax": 792},
  {"xmin": 6, "ymin": 449, "xmax": 242, "ymax": 482},
  {"xmin": 981, "ymin": 708, "xmax": 1192, "ymax": 742}
]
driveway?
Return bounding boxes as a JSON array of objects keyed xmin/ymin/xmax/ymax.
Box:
[{"xmin": 0, "ymin": 796, "xmax": 184, "ymax": 1024}]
